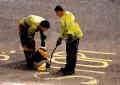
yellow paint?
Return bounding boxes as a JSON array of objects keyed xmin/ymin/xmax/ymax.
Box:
[
  {"xmin": 34, "ymin": 72, "xmax": 99, "ymax": 85},
  {"xmin": 77, "ymin": 58, "xmax": 109, "ymax": 68},
  {"xmin": 0, "ymin": 54, "xmax": 10, "ymax": 60},
  {"xmin": 75, "ymin": 69, "xmax": 105, "ymax": 74},
  {"xmin": 79, "ymin": 50, "xmax": 115, "ymax": 55},
  {"xmin": 53, "ymin": 52, "xmax": 87, "ymax": 58},
  {"xmin": 52, "ymin": 51, "xmax": 113, "ymax": 68},
  {"xmin": 81, "ymin": 79, "xmax": 99, "ymax": 85},
  {"xmin": 50, "ymin": 66, "xmax": 105, "ymax": 74},
  {"xmin": 34, "ymin": 72, "xmax": 49, "ymax": 78},
  {"xmin": 52, "ymin": 56, "xmax": 110, "ymax": 68},
  {"xmin": 81, "ymin": 57, "xmax": 112, "ymax": 62},
  {"xmin": 37, "ymin": 63, "xmax": 46, "ymax": 71},
  {"xmin": 33, "ymin": 50, "xmax": 115, "ymax": 85},
  {"xmin": 1, "ymin": 52, "xmax": 6, "ymax": 54},
  {"xmin": 9, "ymin": 50, "xmax": 16, "ymax": 54}
]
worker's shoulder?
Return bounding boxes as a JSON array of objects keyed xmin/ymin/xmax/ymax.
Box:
[
  {"xmin": 65, "ymin": 11, "xmax": 73, "ymax": 15},
  {"xmin": 65, "ymin": 11, "xmax": 74, "ymax": 17},
  {"xmin": 29, "ymin": 15, "xmax": 45, "ymax": 20},
  {"xmin": 65, "ymin": 11, "xmax": 75, "ymax": 19}
]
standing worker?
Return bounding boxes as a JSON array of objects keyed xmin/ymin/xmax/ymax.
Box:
[
  {"xmin": 18, "ymin": 15, "xmax": 50, "ymax": 69},
  {"xmin": 54, "ymin": 6, "xmax": 83, "ymax": 75}
]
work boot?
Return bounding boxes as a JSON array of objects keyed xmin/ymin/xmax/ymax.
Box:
[
  {"xmin": 63, "ymin": 70, "xmax": 75, "ymax": 76},
  {"xmin": 60, "ymin": 68, "xmax": 65, "ymax": 72}
]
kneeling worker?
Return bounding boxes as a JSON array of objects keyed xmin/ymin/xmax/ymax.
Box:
[{"xmin": 18, "ymin": 15, "xmax": 50, "ymax": 69}]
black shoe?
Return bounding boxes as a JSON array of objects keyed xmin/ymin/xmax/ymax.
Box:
[
  {"xmin": 60, "ymin": 68, "xmax": 66, "ymax": 72},
  {"xmin": 63, "ymin": 70, "xmax": 75, "ymax": 76},
  {"xmin": 52, "ymin": 70, "xmax": 64, "ymax": 76}
]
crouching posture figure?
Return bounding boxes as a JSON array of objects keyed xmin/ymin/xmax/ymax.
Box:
[{"xmin": 18, "ymin": 15, "xmax": 50, "ymax": 68}]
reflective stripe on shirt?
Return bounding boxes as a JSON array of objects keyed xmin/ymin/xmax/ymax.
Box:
[
  {"xmin": 72, "ymin": 31, "xmax": 82, "ymax": 36},
  {"xmin": 66, "ymin": 22, "xmax": 74, "ymax": 26}
]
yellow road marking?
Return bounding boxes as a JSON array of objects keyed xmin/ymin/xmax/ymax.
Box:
[
  {"xmin": 52, "ymin": 56, "xmax": 109, "ymax": 68},
  {"xmin": 79, "ymin": 50, "xmax": 115, "ymax": 55},
  {"xmin": 9, "ymin": 50, "xmax": 16, "ymax": 54},
  {"xmin": 50, "ymin": 66, "xmax": 105, "ymax": 74},
  {"xmin": 0, "ymin": 54, "xmax": 10, "ymax": 60},
  {"xmin": 34, "ymin": 72, "xmax": 99, "ymax": 85},
  {"xmin": 1, "ymin": 52, "xmax": 6, "ymax": 54},
  {"xmin": 33, "ymin": 50, "xmax": 115, "ymax": 85}
]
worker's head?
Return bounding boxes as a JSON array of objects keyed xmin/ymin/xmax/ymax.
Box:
[
  {"xmin": 54, "ymin": 6, "xmax": 64, "ymax": 17},
  {"xmin": 39, "ymin": 20, "xmax": 50, "ymax": 31}
]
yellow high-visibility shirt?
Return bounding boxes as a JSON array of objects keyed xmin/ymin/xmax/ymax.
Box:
[
  {"xmin": 60, "ymin": 11, "xmax": 83, "ymax": 41},
  {"xmin": 19, "ymin": 15, "xmax": 45, "ymax": 39}
]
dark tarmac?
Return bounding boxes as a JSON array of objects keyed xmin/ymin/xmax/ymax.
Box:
[{"xmin": 0, "ymin": 0, "xmax": 120, "ymax": 85}]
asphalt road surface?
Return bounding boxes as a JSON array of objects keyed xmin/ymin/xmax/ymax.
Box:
[{"xmin": 0, "ymin": 0, "xmax": 120, "ymax": 85}]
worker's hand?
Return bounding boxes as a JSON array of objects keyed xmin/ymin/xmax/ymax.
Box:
[
  {"xmin": 56, "ymin": 37, "xmax": 63, "ymax": 46},
  {"xmin": 67, "ymin": 34, "xmax": 72, "ymax": 42}
]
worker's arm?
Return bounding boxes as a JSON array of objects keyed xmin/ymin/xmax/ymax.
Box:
[
  {"xmin": 18, "ymin": 18, "xmax": 26, "ymax": 36},
  {"xmin": 18, "ymin": 24, "xmax": 22, "ymax": 36},
  {"xmin": 40, "ymin": 30, "xmax": 47, "ymax": 47}
]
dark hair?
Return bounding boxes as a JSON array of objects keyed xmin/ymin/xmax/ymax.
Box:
[
  {"xmin": 40, "ymin": 20, "xmax": 50, "ymax": 29},
  {"xmin": 54, "ymin": 5, "xmax": 64, "ymax": 12}
]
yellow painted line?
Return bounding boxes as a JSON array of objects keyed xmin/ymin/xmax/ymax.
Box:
[
  {"xmin": 77, "ymin": 52, "xmax": 112, "ymax": 62},
  {"xmin": 54, "ymin": 52, "xmax": 113, "ymax": 62},
  {"xmin": 80, "ymin": 57, "xmax": 112, "ymax": 62},
  {"xmin": 54, "ymin": 50, "xmax": 116, "ymax": 56},
  {"xmin": 52, "ymin": 57, "xmax": 110, "ymax": 68},
  {"xmin": 9, "ymin": 50, "xmax": 16, "ymax": 54},
  {"xmin": 75, "ymin": 69, "xmax": 105, "ymax": 74},
  {"xmin": 79, "ymin": 50, "xmax": 116, "ymax": 55},
  {"xmin": 53, "ymin": 52, "xmax": 87, "ymax": 58},
  {"xmin": 50, "ymin": 66, "xmax": 105, "ymax": 74},
  {"xmin": 33, "ymin": 50, "xmax": 115, "ymax": 85},
  {"xmin": 1, "ymin": 52, "xmax": 6, "ymax": 54},
  {"xmin": 44, "ymin": 75, "xmax": 99, "ymax": 85},
  {"xmin": 81, "ymin": 78, "xmax": 99, "ymax": 85},
  {"xmin": 0, "ymin": 82, "xmax": 53, "ymax": 85},
  {"xmin": 34, "ymin": 72, "xmax": 99, "ymax": 85},
  {"xmin": 44, "ymin": 75, "xmax": 92, "ymax": 80},
  {"xmin": 34, "ymin": 72, "xmax": 49, "ymax": 78},
  {"xmin": 0, "ymin": 54, "xmax": 10, "ymax": 60},
  {"xmin": 77, "ymin": 58, "xmax": 109, "ymax": 68}
]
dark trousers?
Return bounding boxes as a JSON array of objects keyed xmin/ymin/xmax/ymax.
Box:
[
  {"xmin": 65, "ymin": 39, "xmax": 80, "ymax": 72},
  {"xmin": 19, "ymin": 24, "xmax": 35, "ymax": 67}
]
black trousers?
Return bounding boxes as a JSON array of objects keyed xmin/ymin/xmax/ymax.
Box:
[
  {"xmin": 65, "ymin": 39, "xmax": 80, "ymax": 72},
  {"xmin": 19, "ymin": 24, "xmax": 35, "ymax": 67}
]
